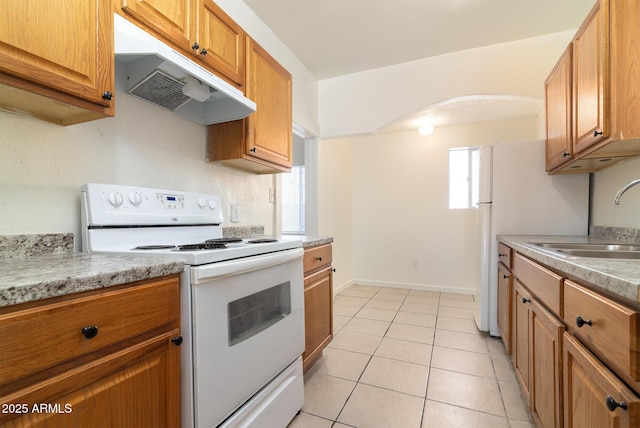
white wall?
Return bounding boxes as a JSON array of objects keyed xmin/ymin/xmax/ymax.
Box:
[
  {"xmin": 322, "ymin": 117, "xmax": 541, "ymax": 293},
  {"xmin": 0, "ymin": 91, "xmax": 274, "ymax": 244},
  {"xmin": 591, "ymin": 158, "xmax": 640, "ymax": 228},
  {"xmin": 318, "ymin": 30, "xmax": 574, "ymax": 138},
  {"xmin": 318, "ymin": 137, "xmax": 354, "ymax": 293}
]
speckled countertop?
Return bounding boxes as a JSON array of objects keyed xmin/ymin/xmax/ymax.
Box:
[
  {"xmin": 498, "ymin": 234, "xmax": 640, "ymax": 305},
  {"xmin": 0, "ymin": 234, "xmax": 184, "ymax": 308},
  {"xmin": 298, "ymin": 236, "xmax": 334, "ymax": 248}
]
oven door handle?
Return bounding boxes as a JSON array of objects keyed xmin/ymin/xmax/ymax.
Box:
[{"xmin": 190, "ymin": 248, "xmax": 303, "ymax": 283}]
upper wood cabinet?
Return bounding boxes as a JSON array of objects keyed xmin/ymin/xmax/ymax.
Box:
[
  {"xmin": 198, "ymin": 0, "xmax": 245, "ymax": 87},
  {"xmin": 573, "ymin": 1, "xmax": 608, "ymax": 153},
  {"xmin": 119, "ymin": 0, "xmax": 195, "ymax": 51},
  {"xmin": 0, "ymin": 0, "xmax": 114, "ymax": 125},
  {"xmin": 546, "ymin": 0, "xmax": 640, "ymax": 174},
  {"xmin": 118, "ymin": 0, "xmax": 245, "ymax": 87},
  {"xmin": 206, "ymin": 37, "xmax": 293, "ymax": 174},
  {"xmin": 545, "ymin": 44, "xmax": 574, "ymax": 171}
]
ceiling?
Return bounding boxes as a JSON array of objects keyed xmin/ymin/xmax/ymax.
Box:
[{"xmin": 241, "ymin": 0, "xmax": 594, "ymax": 132}]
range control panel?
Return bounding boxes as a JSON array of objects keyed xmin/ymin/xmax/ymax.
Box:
[{"xmin": 82, "ymin": 183, "xmax": 223, "ymax": 226}]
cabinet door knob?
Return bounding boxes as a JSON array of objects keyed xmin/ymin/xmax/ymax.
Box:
[
  {"xmin": 593, "ymin": 130, "xmax": 604, "ymax": 137},
  {"xmin": 521, "ymin": 297, "xmax": 531, "ymax": 304},
  {"xmin": 563, "ymin": 152, "xmax": 570, "ymax": 157},
  {"xmin": 575, "ymin": 315, "xmax": 592, "ymax": 328},
  {"xmin": 332, "ymin": 268, "xmax": 336, "ymax": 272},
  {"xmin": 503, "ymin": 274, "xmax": 509, "ymax": 279},
  {"xmin": 249, "ymin": 147, "xmax": 257, "ymax": 153},
  {"xmin": 81, "ymin": 325, "xmax": 99, "ymax": 339},
  {"xmin": 315, "ymin": 256, "xmax": 323, "ymax": 261},
  {"xmin": 171, "ymin": 336, "xmax": 183, "ymax": 346},
  {"xmin": 191, "ymin": 42, "xmax": 200, "ymax": 51},
  {"xmin": 199, "ymin": 48, "xmax": 208, "ymax": 56},
  {"xmin": 605, "ymin": 395, "xmax": 628, "ymax": 412},
  {"xmin": 101, "ymin": 91, "xmax": 113, "ymax": 101}
]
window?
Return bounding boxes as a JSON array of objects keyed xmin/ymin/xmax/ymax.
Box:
[
  {"xmin": 282, "ymin": 165, "xmax": 305, "ymax": 233},
  {"xmin": 449, "ymin": 146, "xmax": 480, "ymax": 209}
]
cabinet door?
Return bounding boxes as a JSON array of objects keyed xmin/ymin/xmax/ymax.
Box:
[
  {"xmin": 513, "ymin": 282, "xmax": 532, "ymax": 402},
  {"xmin": 0, "ymin": 331, "xmax": 181, "ymax": 427},
  {"xmin": 303, "ymin": 266, "xmax": 333, "ymax": 372},
  {"xmin": 545, "ymin": 44, "xmax": 574, "ymax": 171},
  {"xmin": 497, "ymin": 263, "xmax": 512, "ymax": 354},
  {"xmin": 0, "ymin": 0, "xmax": 113, "ymax": 109},
  {"xmin": 531, "ymin": 300, "xmax": 564, "ymax": 428},
  {"xmin": 120, "ymin": 0, "xmax": 196, "ymax": 52},
  {"xmin": 573, "ymin": 0, "xmax": 609, "ymax": 153},
  {"xmin": 245, "ymin": 38, "xmax": 293, "ymax": 170},
  {"xmin": 198, "ymin": 0, "xmax": 245, "ymax": 86},
  {"xmin": 564, "ymin": 333, "xmax": 640, "ymax": 428}
]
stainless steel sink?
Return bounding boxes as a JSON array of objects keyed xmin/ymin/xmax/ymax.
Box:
[
  {"xmin": 536, "ymin": 243, "xmax": 640, "ymax": 251},
  {"xmin": 527, "ymin": 242, "xmax": 640, "ymax": 260},
  {"xmin": 556, "ymin": 249, "xmax": 640, "ymax": 259}
]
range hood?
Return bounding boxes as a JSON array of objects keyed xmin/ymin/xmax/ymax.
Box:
[{"xmin": 113, "ymin": 14, "xmax": 256, "ymax": 125}]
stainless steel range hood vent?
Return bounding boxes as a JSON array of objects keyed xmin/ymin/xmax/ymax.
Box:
[
  {"xmin": 128, "ymin": 69, "xmax": 192, "ymax": 111},
  {"xmin": 114, "ymin": 14, "xmax": 256, "ymax": 125}
]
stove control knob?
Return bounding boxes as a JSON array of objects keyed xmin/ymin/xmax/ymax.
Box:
[
  {"xmin": 128, "ymin": 191, "xmax": 143, "ymax": 206},
  {"xmin": 197, "ymin": 197, "xmax": 207, "ymax": 208},
  {"xmin": 107, "ymin": 192, "xmax": 123, "ymax": 207},
  {"xmin": 209, "ymin": 200, "xmax": 217, "ymax": 210}
]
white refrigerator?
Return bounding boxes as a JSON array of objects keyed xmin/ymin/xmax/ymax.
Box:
[{"xmin": 473, "ymin": 140, "xmax": 589, "ymax": 335}]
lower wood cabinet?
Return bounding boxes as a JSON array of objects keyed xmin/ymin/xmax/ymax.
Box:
[
  {"xmin": 497, "ymin": 261, "xmax": 513, "ymax": 354},
  {"xmin": 530, "ymin": 299, "xmax": 564, "ymax": 428},
  {"xmin": 499, "ymin": 242, "xmax": 640, "ymax": 428},
  {"xmin": 563, "ymin": 333, "xmax": 640, "ymax": 428},
  {"xmin": 302, "ymin": 243, "xmax": 333, "ymax": 372},
  {"xmin": 0, "ymin": 276, "xmax": 181, "ymax": 427}
]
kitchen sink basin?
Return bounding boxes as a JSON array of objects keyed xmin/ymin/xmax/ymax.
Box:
[
  {"xmin": 527, "ymin": 242, "xmax": 640, "ymax": 260},
  {"xmin": 535, "ymin": 243, "xmax": 640, "ymax": 251},
  {"xmin": 555, "ymin": 249, "xmax": 640, "ymax": 259}
]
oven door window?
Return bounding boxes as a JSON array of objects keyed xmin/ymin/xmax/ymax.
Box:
[{"xmin": 227, "ymin": 281, "xmax": 291, "ymax": 346}]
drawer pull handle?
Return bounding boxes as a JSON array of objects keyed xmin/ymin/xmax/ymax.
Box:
[
  {"xmin": 605, "ymin": 395, "xmax": 628, "ymax": 412},
  {"xmin": 498, "ymin": 253, "xmax": 507, "ymax": 257},
  {"xmin": 171, "ymin": 336, "xmax": 183, "ymax": 346},
  {"xmin": 521, "ymin": 297, "xmax": 531, "ymax": 304},
  {"xmin": 81, "ymin": 326, "xmax": 99, "ymax": 339},
  {"xmin": 315, "ymin": 256, "xmax": 323, "ymax": 262},
  {"xmin": 575, "ymin": 315, "xmax": 592, "ymax": 328}
]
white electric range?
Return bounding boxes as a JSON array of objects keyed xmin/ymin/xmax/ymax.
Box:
[{"xmin": 81, "ymin": 183, "xmax": 305, "ymax": 428}]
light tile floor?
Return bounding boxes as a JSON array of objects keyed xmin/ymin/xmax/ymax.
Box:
[{"xmin": 288, "ymin": 284, "xmax": 534, "ymax": 428}]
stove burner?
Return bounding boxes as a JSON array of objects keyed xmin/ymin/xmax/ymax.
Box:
[
  {"xmin": 134, "ymin": 245, "xmax": 177, "ymax": 250},
  {"xmin": 205, "ymin": 238, "xmax": 243, "ymax": 244},
  {"xmin": 176, "ymin": 242, "xmax": 227, "ymax": 251},
  {"xmin": 247, "ymin": 239, "xmax": 278, "ymax": 244}
]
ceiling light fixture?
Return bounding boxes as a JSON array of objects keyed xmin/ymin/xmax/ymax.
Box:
[{"xmin": 418, "ymin": 124, "xmax": 434, "ymax": 136}]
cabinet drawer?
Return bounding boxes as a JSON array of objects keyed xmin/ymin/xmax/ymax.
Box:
[
  {"xmin": 304, "ymin": 244, "xmax": 332, "ymax": 274},
  {"xmin": 498, "ymin": 242, "xmax": 513, "ymax": 269},
  {"xmin": 564, "ymin": 280, "xmax": 640, "ymax": 384},
  {"xmin": 514, "ymin": 254, "xmax": 563, "ymax": 317},
  {"xmin": 0, "ymin": 276, "xmax": 180, "ymax": 388}
]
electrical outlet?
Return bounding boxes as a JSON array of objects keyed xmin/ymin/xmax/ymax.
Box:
[{"xmin": 269, "ymin": 187, "xmax": 275, "ymax": 203}]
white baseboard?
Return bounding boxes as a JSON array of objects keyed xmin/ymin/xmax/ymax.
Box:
[
  {"xmin": 332, "ymin": 279, "xmax": 354, "ymax": 297},
  {"xmin": 348, "ymin": 278, "xmax": 475, "ymax": 295}
]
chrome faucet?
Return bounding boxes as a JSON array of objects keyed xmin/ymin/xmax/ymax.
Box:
[{"xmin": 613, "ymin": 178, "xmax": 640, "ymax": 205}]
